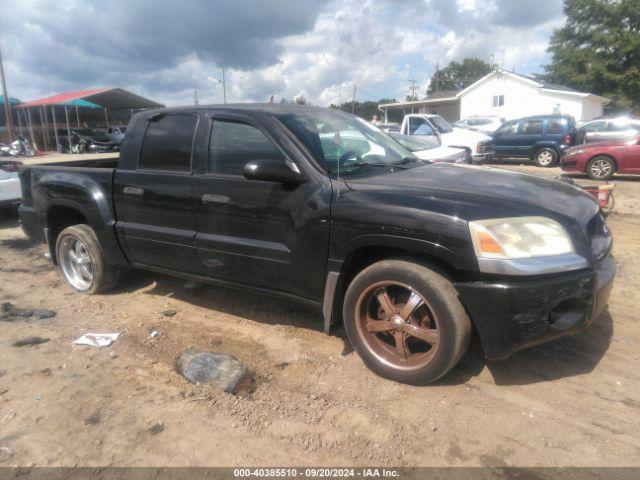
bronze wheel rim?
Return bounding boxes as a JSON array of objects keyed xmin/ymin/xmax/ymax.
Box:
[{"xmin": 355, "ymin": 281, "xmax": 440, "ymax": 371}]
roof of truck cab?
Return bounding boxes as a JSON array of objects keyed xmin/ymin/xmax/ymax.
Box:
[{"xmin": 145, "ymin": 103, "xmax": 343, "ymax": 115}]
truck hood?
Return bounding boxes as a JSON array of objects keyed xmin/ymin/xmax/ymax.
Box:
[
  {"xmin": 441, "ymin": 128, "xmax": 492, "ymax": 146},
  {"xmin": 344, "ymin": 163, "xmax": 598, "ymax": 227}
]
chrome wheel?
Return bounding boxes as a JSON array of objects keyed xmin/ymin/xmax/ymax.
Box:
[
  {"xmin": 536, "ymin": 150, "xmax": 554, "ymax": 166},
  {"xmin": 355, "ymin": 281, "xmax": 440, "ymax": 371},
  {"xmin": 589, "ymin": 158, "xmax": 613, "ymax": 179},
  {"xmin": 59, "ymin": 236, "xmax": 94, "ymax": 291}
]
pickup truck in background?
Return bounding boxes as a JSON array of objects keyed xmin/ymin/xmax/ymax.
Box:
[
  {"xmin": 399, "ymin": 113, "xmax": 493, "ymax": 163},
  {"xmin": 19, "ymin": 104, "xmax": 615, "ymax": 385}
]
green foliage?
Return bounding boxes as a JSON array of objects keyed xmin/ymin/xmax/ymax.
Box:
[
  {"xmin": 545, "ymin": 0, "xmax": 640, "ymax": 114},
  {"xmin": 329, "ymin": 99, "xmax": 401, "ymax": 122},
  {"xmin": 426, "ymin": 58, "xmax": 493, "ymax": 95}
]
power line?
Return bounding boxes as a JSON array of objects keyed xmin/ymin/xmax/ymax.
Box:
[{"xmin": 408, "ymin": 78, "xmax": 419, "ymax": 99}]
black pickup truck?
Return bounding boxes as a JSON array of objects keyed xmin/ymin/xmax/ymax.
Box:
[{"xmin": 19, "ymin": 104, "xmax": 616, "ymax": 384}]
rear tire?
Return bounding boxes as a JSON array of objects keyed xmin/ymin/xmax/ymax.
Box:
[
  {"xmin": 533, "ymin": 147, "xmax": 558, "ymax": 167},
  {"xmin": 343, "ymin": 259, "xmax": 471, "ymax": 385},
  {"xmin": 55, "ymin": 224, "xmax": 119, "ymax": 294},
  {"xmin": 586, "ymin": 156, "xmax": 616, "ymax": 180}
]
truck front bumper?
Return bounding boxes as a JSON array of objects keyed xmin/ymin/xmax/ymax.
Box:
[
  {"xmin": 471, "ymin": 151, "xmax": 494, "ymax": 164},
  {"xmin": 455, "ymin": 254, "xmax": 616, "ymax": 360}
]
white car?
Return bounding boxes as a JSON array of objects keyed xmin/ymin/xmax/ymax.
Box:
[
  {"xmin": 390, "ymin": 133, "xmax": 467, "ymax": 163},
  {"xmin": 0, "ymin": 160, "xmax": 22, "ymax": 217},
  {"xmin": 453, "ymin": 116, "xmax": 504, "ymax": 134},
  {"xmin": 400, "ymin": 114, "xmax": 493, "ymax": 163}
]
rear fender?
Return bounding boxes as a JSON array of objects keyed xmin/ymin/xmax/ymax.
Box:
[{"xmin": 34, "ymin": 172, "xmax": 129, "ymax": 266}]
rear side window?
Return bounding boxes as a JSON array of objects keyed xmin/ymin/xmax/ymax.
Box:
[
  {"xmin": 608, "ymin": 121, "xmax": 630, "ymax": 131},
  {"xmin": 547, "ymin": 119, "xmax": 565, "ymax": 134},
  {"xmin": 209, "ymin": 120, "xmax": 284, "ymax": 176},
  {"xmin": 521, "ymin": 120, "xmax": 543, "ymax": 135},
  {"xmin": 139, "ymin": 114, "xmax": 197, "ymax": 172}
]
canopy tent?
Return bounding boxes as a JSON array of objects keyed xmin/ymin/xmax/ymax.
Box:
[
  {"xmin": 17, "ymin": 87, "xmax": 163, "ymax": 110},
  {"xmin": 16, "ymin": 87, "xmax": 163, "ymax": 152},
  {"xmin": 0, "ymin": 94, "xmax": 21, "ymax": 105}
]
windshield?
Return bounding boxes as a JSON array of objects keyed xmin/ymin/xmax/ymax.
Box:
[
  {"xmin": 429, "ymin": 116, "xmax": 453, "ymax": 134},
  {"xmin": 276, "ymin": 110, "xmax": 413, "ymax": 174},
  {"xmin": 391, "ymin": 133, "xmax": 440, "ymax": 151}
]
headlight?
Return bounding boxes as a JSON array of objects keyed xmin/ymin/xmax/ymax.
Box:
[
  {"xmin": 564, "ymin": 148, "xmax": 586, "ymax": 157},
  {"xmin": 468, "ymin": 216, "xmax": 574, "ymax": 259}
]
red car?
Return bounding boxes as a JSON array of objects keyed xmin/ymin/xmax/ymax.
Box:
[{"xmin": 561, "ymin": 135, "xmax": 640, "ymax": 180}]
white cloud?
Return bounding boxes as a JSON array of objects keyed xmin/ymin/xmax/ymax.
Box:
[{"xmin": 0, "ymin": 0, "xmax": 565, "ymax": 106}]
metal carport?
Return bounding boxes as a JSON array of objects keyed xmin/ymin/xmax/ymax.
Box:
[{"xmin": 16, "ymin": 87, "xmax": 163, "ymax": 152}]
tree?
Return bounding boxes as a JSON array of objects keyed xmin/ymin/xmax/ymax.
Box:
[
  {"xmin": 426, "ymin": 58, "xmax": 492, "ymax": 95},
  {"xmin": 544, "ymin": 0, "xmax": 640, "ymax": 114},
  {"xmin": 293, "ymin": 93, "xmax": 308, "ymax": 105},
  {"xmin": 329, "ymin": 99, "xmax": 399, "ymax": 122}
]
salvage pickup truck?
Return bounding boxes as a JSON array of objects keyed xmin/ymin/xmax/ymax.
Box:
[{"xmin": 19, "ymin": 104, "xmax": 615, "ymax": 385}]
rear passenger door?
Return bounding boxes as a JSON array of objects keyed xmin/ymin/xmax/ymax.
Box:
[
  {"xmin": 114, "ymin": 112, "xmax": 201, "ymax": 272},
  {"xmin": 518, "ymin": 119, "xmax": 544, "ymax": 156},
  {"xmin": 545, "ymin": 118, "xmax": 566, "ymax": 148}
]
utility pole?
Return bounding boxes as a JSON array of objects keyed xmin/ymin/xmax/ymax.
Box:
[
  {"xmin": 221, "ymin": 67, "xmax": 227, "ymax": 104},
  {"xmin": 435, "ymin": 61, "xmax": 440, "ymax": 93},
  {"xmin": 351, "ymin": 83, "xmax": 356, "ymax": 114},
  {"xmin": 193, "ymin": 89, "xmax": 199, "ymax": 106},
  {"xmin": 0, "ymin": 42, "xmax": 14, "ymax": 142},
  {"xmin": 408, "ymin": 78, "xmax": 418, "ymax": 100}
]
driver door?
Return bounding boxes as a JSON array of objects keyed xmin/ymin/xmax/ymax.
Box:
[
  {"xmin": 491, "ymin": 120, "xmax": 519, "ymax": 156},
  {"xmin": 189, "ymin": 116, "xmax": 331, "ymax": 302}
]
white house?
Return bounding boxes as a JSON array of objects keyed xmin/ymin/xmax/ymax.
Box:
[{"xmin": 379, "ymin": 69, "xmax": 609, "ymax": 123}]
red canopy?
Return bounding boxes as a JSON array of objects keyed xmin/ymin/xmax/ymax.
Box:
[{"xmin": 18, "ymin": 87, "xmax": 163, "ymax": 110}]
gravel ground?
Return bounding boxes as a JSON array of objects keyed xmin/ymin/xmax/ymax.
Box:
[{"xmin": 0, "ymin": 162, "xmax": 639, "ymax": 467}]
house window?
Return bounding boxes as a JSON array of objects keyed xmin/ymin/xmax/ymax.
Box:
[{"xmin": 492, "ymin": 95, "xmax": 504, "ymax": 107}]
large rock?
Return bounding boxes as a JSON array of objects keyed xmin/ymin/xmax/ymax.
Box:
[{"xmin": 176, "ymin": 349, "xmax": 246, "ymax": 393}]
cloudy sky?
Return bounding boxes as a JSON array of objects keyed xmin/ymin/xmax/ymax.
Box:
[{"xmin": 0, "ymin": 0, "xmax": 565, "ymax": 106}]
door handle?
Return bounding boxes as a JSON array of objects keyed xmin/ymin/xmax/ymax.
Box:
[
  {"xmin": 202, "ymin": 193, "xmax": 230, "ymax": 205},
  {"xmin": 123, "ymin": 186, "xmax": 144, "ymax": 197}
]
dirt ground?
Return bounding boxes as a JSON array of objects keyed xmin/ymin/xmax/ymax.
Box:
[{"xmin": 1, "ymin": 162, "xmax": 639, "ymax": 468}]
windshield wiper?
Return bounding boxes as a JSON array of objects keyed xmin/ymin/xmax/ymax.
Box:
[{"xmin": 392, "ymin": 156, "xmax": 424, "ymax": 167}]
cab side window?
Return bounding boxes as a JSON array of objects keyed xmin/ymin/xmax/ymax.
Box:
[
  {"xmin": 209, "ymin": 120, "xmax": 284, "ymax": 176},
  {"xmin": 139, "ymin": 114, "xmax": 197, "ymax": 172},
  {"xmin": 547, "ymin": 119, "xmax": 565, "ymax": 134},
  {"xmin": 409, "ymin": 117, "xmax": 436, "ymax": 135}
]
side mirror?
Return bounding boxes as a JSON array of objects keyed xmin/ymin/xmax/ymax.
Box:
[{"xmin": 243, "ymin": 159, "xmax": 306, "ymax": 185}]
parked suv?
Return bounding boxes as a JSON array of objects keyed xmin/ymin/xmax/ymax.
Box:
[{"xmin": 490, "ymin": 115, "xmax": 575, "ymax": 167}]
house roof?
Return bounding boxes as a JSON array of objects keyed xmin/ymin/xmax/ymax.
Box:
[
  {"xmin": 458, "ymin": 69, "xmax": 608, "ymax": 102},
  {"xmin": 379, "ymin": 89, "xmax": 461, "ymax": 109},
  {"xmin": 17, "ymin": 87, "xmax": 164, "ymax": 110}
]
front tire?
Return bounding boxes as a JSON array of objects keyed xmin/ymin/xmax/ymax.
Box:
[
  {"xmin": 533, "ymin": 148, "xmax": 558, "ymax": 167},
  {"xmin": 343, "ymin": 259, "xmax": 471, "ymax": 385},
  {"xmin": 55, "ymin": 224, "xmax": 119, "ymax": 294},
  {"xmin": 586, "ymin": 156, "xmax": 616, "ymax": 180}
]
